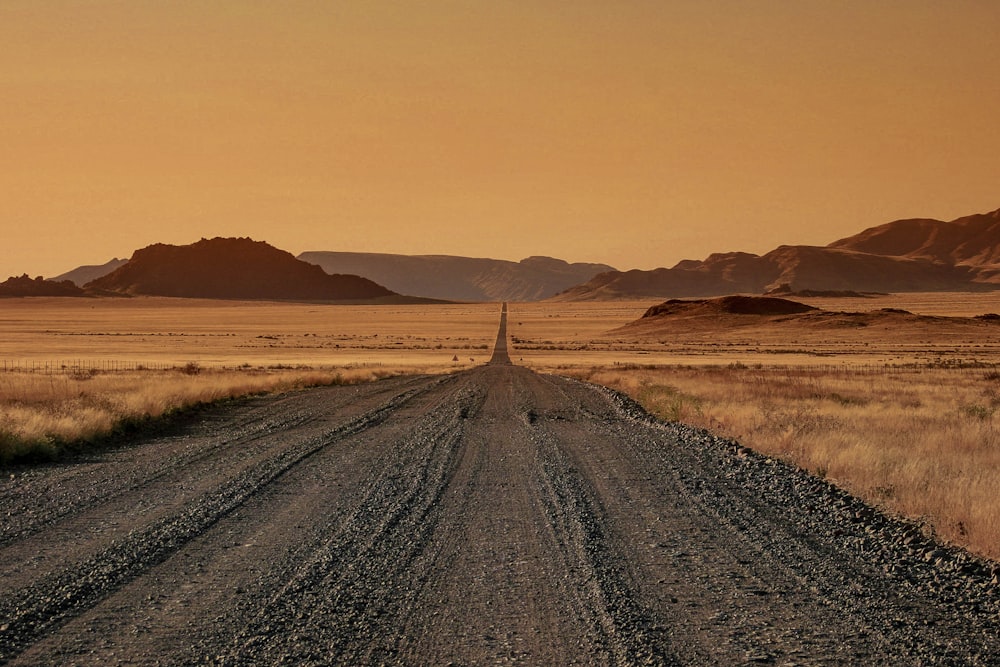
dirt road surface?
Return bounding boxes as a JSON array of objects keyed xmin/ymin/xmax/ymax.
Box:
[{"xmin": 1, "ymin": 305, "xmax": 998, "ymax": 665}]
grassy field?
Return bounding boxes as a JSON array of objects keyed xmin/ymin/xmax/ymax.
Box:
[{"xmin": 2, "ymin": 293, "xmax": 999, "ymax": 559}]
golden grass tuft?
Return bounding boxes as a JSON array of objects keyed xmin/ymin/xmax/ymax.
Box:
[
  {"xmin": 0, "ymin": 367, "xmax": 402, "ymax": 463},
  {"xmin": 570, "ymin": 365, "xmax": 1000, "ymax": 559}
]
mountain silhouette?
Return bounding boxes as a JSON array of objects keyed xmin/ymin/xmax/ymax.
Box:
[
  {"xmin": 51, "ymin": 258, "xmax": 128, "ymax": 286},
  {"xmin": 86, "ymin": 237, "xmax": 399, "ymax": 301},
  {"xmin": 829, "ymin": 208, "xmax": 1000, "ymax": 271},
  {"xmin": 297, "ymin": 252, "xmax": 615, "ymax": 302},
  {"xmin": 556, "ymin": 208, "xmax": 1000, "ymax": 300}
]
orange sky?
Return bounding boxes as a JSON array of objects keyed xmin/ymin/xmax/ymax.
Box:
[{"xmin": 3, "ymin": 1, "xmax": 999, "ymax": 279}]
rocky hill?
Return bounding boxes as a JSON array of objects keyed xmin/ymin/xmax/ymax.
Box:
[
  {"xmin": 298, "ymin": 252, "xmax": 615, "ymax": 302},
  {"xmin": 0, "ymin": 275, "xmax": 87, "ymax": 298},
  {"xmin": 830, "ymin": 208, "xmax": 1000, "ymax": 268},
  {"xmin": 614, "ymin": 295, "xmax": 1000, "ymax": 340},
  {"xmin": 556, "ymin": 208, "xmax": 1000, "ymax": 300},
  {"xmin": 87, "ymin": 237, "xmax": 400, "ymax": 301}
]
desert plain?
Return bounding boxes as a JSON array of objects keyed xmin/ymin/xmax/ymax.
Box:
[
  {"xmin": 3, "ymin": 291, "xmax": 998, "ymax": 370},
  {"xmin": 2, "ymin": 292, "xmax": 1000, "ymax": 664},
  {"xmin": 2, "ymin": 292, "xmax": 999, "ymax": 561}
]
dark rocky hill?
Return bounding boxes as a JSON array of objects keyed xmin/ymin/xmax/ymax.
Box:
[
  {"xmin": 87, "ymin": 237, "xmax": 399, "ymax": 301},
  {"xmin": 0, "ymin": 275, "xmax": 87, "ymax": 298}
]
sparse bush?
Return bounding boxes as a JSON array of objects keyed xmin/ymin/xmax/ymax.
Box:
[
  {"xmin": 961, "ymin": 404, "xmax": 994, "ymax": 421},
  {"xmin": 637, "ymin": 382, "xmax": 702, "ymax": 422}
]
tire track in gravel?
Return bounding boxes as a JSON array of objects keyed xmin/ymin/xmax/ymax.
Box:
[
  {"xmin": 2, "ymin": 304, "xmax": 999, "ymax": 666},
  {"xmin": 0, "ymin": 376, "xmax": 447, "ymax": 663},
  {"xmin": 0, "ymin": 377, "xmax": 436, "ymax": 595},
  {"xmin": 0, "ymin": 375, "xmax": 431, "ymax": 548}
]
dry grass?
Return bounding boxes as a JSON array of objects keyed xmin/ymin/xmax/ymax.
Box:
[
  {"xmin": 570, "ymin": 364, "xmax": 1000, "ymax": 559},
  {"xmin": 0, "ymin": 297, "xmax": 500, "ymax": 369},
  {"xmin": 0, "ymin": 366, "xmax": 402, "ymax": 463},
  {"xmin": 0, "ymin": 298, "xmax": 503, "ymax": 463}
]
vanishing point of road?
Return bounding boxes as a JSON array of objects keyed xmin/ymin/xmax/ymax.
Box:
[{"xmin": 1, "ymin": 304, "xmax": 998, "ymax": 665}]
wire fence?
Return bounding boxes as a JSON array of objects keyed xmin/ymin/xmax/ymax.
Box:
[
  {"xmin": 0, "ymin": 359, "xmax": 389, "ymax": 375},
  {"xmin": 609, "ymin": 359, "xmax": 1000, "ymax": 375},
  {"xmin": 0, "ymin": 360, "xmax": 177, "ymax": 374}
]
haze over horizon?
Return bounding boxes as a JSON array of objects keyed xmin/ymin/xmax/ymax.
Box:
[{"xmin": 3, "ymin": 1, "xmax": 999, "ymax": 280}]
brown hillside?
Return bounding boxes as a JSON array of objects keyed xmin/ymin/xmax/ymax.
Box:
[
  {"xmin": 761, "ymin": 245, "xmax": 977, "ymax": 292},
  {"xmin": 613, "ymin": 295, "xmax": 1000, "ymax": 344},
  {"xmin": 830, "ymin": 208, "xmax": 1000, "ymax": 268},
  {"xmin": 554, "ymin": 245, "xmax": 980, "ymax": 301},
  {"xmin": 87, "ymin": 237, "xmax": 398, "ymax": 301},
  {"xmin": 554, "ymin": 206, "xmax": 1000, "ymax": 301}
]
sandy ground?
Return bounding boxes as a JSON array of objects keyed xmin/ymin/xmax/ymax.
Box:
[
  {"xmin": 3, "ymin": 292, "xmax": 998, "ymax": 371},
  {"xmin": 0, "ymin": 298, "xmax": 500, "ymax": 370}
]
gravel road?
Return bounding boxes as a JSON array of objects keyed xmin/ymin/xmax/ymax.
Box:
[{"xmin": 1, "ymin": 304, "xmax": 998, "ymax": 665}]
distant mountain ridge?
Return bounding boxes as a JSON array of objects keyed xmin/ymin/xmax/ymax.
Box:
[
  {"xmin": 829, "ymin": 208, "xmax": 1000, "ymax": 272},
  {"xmin": 297, "ymin": 251, "xmax": 616, "ymax": 302},
  {"xmin": 51, "ymin": 258, "xmax": 128, "ymax": 286},
  {"xmin": 86, "ymin": 237, "xmax": 400, "ymax": 302},
  {"xmin": 555, "ymin": 208, "xmax": 1000, "ymax": 300}
]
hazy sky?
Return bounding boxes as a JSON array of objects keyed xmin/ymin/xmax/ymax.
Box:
[{"xmin": 3, "ymin": 1, "xmax": 999, "ymax": 279}]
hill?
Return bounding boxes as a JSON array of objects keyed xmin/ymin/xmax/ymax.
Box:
[
  {"xmin": 51, "ymin": 258, "xmax": 128, "ymax": 286},
  {"xmin": 556, "ymin": 207, "xmax": 1000, "ymax": 300},
  {"xmin": 642, "ymin": 295, "xmax": 819, "ymax": 318},
  {"xmin": 830, "ymin": 208, "xmax": 1000, "ymax": 268},
  {"xmin": 612, "ymin": 295, "xmax": 1000, "ymax": 344},
  {"xmin": 86, "ymin": 237, "xmax": 401, "ymax": 302},
  {"xmin": 0, "ymin": 275, "xmax": 87, "ymax": 298},
  {"xmin": 298, "ymin": 251, "xmax": 615, "ymax": 302}
]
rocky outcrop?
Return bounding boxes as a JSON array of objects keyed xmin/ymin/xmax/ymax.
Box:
[{"xmin": 87, "ymin": 237, "xmax": 398, "ymax": 301}]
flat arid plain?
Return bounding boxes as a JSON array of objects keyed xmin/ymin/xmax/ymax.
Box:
[{"xmin": 2, "ymin": 294, "xmax": 999, "ymax": 664}]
